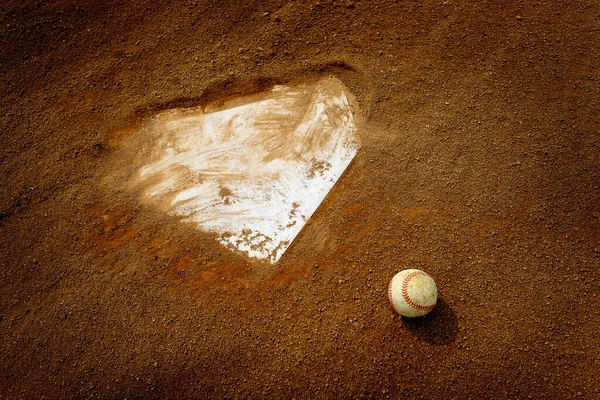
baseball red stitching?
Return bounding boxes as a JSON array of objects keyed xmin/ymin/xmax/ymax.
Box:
[
  {"xmin": 401, "ymin": 271, "xmax": 436, "ymax": 311},
  {"xmin": 388, "ymin": 280, "xmax": 394, "ymax": 307}
]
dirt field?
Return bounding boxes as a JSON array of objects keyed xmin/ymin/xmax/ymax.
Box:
[{"xmin": 1, "ymin": 0, "xmax": 599, "ymax": 398}]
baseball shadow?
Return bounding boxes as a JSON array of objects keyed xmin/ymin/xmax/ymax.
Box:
[{"xmin": 401, "ymin": 298, "xmax": 458, "ymax": 345}]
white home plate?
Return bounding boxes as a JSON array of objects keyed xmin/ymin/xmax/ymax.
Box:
[{"xmin": 128, "ymin": 76, "xmax": 360, "ymax": 263}]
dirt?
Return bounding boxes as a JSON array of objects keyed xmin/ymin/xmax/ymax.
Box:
[{"xmin": 1, "ymin": 0, "xmax": 599, "ymax": 398}]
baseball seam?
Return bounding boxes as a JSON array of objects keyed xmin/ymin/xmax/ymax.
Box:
[
  {"xmin": 401, "ymin": 271, "xmax": 436, "ymax": 311},
  {"xmin": 388, "ymin": 280, "xmax": 394, "ymax": 307}
]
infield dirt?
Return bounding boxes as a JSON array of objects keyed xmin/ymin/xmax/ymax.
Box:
[{"xmin": 1, "ymin": 1, "xmax": 599, "ymax": 398}]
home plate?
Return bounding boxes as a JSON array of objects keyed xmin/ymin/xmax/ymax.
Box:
[{"xmin": 127, "ymin": 76, "xmax": 360, "ymax": 263}]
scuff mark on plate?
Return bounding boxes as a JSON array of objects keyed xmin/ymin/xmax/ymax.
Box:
[{"xmin": 126, "ymin": 76, "xmax": 360, "ymax": 263}]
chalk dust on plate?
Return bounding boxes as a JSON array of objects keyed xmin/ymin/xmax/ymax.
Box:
[{"xmin": 127, "ymin": 76, "xmax": 360, "ymax": 263}]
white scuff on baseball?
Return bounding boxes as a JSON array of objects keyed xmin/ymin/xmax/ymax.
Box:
[{"xmin": 388, "ymin": 269, "xmax": 438, "ymax": 318}]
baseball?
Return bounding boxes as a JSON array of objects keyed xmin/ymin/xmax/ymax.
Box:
[{"xmin": 388, "ymin": 269, "xmax": 437, "ymax": 318}]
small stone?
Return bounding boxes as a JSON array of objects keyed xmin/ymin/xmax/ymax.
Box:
[{"xmin": 516, "ymin": 15, "xmax": 523, "ymax": 21}]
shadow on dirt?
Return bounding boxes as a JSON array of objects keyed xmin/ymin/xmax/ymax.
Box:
[
  {"xmin": 131, "ymin": 59, "xmax": 370, "ymax": 122},
  {"xmin": 401, "ymin": 298, "xmax": 458, "ymax": 345}
]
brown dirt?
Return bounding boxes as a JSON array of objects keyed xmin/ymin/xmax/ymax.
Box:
[{"xmin": 1, "ymin": 0, "xmax": 599, "ymax": 398}]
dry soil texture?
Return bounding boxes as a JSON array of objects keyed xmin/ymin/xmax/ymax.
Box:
[{"xmin": 1, "ymin": 1, "xmax": 599, "ymax": 399}]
